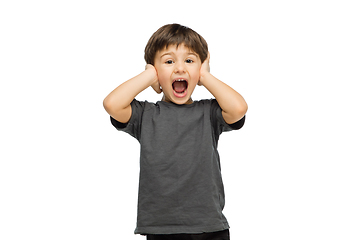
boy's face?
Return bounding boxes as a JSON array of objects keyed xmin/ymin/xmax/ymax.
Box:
[{"xmin": 154, "ymin": 44, "xmax": 202, "ymax": 105}]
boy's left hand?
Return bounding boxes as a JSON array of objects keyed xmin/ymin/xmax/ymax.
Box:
[{"xmin": 198, "ymin": 52, "xmax": 210, "ymax": 86}]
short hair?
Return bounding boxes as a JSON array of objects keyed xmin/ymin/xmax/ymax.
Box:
[{"xmin": 144, "ymin": 24, "xmax": 208, "ymax": 65}]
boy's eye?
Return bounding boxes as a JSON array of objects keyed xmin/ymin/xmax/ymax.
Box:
[
  {"xmin": 165, "ymin": 60, "xmax": 174, "ymax": 64},
  {"xmin": 185, "ymin": 59, "xmax": 194, "ymax": 63}
]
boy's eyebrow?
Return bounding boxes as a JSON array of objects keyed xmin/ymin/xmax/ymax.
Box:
[
  {"xmin": 160, "ymin": 52, "xmax": 198, "ymax": 58},
  {"xmin": 188, "ymin": 52, "xmax": 198, "ymax": 57},
  {"xmin": 160, "ymin": 52, "xmax": 173, "ymax": 58}
]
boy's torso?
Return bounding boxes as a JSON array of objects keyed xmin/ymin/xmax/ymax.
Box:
[{"xmin": 112, "ymin": 99, "xmax": 242, "ymax": 235}]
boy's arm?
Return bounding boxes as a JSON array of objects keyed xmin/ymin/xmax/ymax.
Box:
[
  {"xmin": 199, "ymin": 55, "xmax": 248, "ymax": 124},
  {"xmin": 103, "ymin": 65, "xmax": 161, "ymax": 123}
]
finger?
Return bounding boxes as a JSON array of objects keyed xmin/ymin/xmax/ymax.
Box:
[
  {"xmin": 151, "ymin": 86, "xmax": 162, "ymax": 94},
  {"xmin": 151, "ymin": 82, "xmax": 162, "ymax": 94}
]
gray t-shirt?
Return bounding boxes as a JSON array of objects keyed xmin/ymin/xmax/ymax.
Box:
[{"xmin": 110, "ymin": 99, "xmax": 245, "ymax": 235}]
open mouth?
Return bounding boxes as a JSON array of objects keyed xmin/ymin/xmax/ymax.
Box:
[{"xmin": 172, "ymin": 79, "xmax": 188, "ymax": 97}]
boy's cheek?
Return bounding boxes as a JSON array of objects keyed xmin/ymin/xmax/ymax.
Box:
[{"xmin": 158, "ymin": 77, "xmax": 169, "ymax": 89}]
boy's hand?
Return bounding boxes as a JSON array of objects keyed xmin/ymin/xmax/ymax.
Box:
[
  {"xmin": 146, "ymin": 64, "xmax": 162, "ymax": 94},
  {"xmin": 198, "ymin": 52, "xmax": 210, "ymax": 86}
]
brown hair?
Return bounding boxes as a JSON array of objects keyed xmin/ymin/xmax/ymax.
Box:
[{"xmin": 144, "ymin": 24, "xmax": 208, "ymax": 65}]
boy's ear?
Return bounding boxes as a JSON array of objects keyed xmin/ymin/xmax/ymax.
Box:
[{"xmin": 145, "ymin": 63, "xmax": 156, "ymax": 71}]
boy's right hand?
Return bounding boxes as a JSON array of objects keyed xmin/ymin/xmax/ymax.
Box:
[{"xmin": 146, "ymin": 64, "xmax": 162, "ymax": 94}]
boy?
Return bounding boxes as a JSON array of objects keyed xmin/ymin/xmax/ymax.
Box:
[{"xmin": 103, "ymin": 24, "xmax": 248, "ymax": 240}]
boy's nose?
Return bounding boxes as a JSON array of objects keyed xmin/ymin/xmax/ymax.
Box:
[{"xmin": 174, "ymin": 61, "xmax": 186, "ymax": 73}]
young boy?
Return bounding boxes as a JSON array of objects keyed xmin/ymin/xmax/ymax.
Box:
[{"xmin": 103, "ymin": 24, "xmax": 248, "ymax": 240}]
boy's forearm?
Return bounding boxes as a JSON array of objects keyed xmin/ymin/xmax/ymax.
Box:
[
  {"xmin": 200, "ymin": 72, "xmax": 248, "ymax": 124},
  {"xmin": 104, "ymin": 69, "xmax": 157, "ymax": 112}
]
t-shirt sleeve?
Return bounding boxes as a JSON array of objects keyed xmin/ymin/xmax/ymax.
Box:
[
  {"xmin": 210, "ymin": 99, "xmax": 246, "ymax": 134},
  {"xmin": 110, "ymin": 99, "xmax": 146, "ymax": 140}
]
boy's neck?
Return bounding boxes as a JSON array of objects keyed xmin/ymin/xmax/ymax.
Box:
[{"xmin": 161, "ymin": 95, "xmax": 194, "ymax": 105}]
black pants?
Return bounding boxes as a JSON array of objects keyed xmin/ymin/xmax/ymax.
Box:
[{"xmin": 146, "ymin": 229, "xmax": 230, "ymax": 240}]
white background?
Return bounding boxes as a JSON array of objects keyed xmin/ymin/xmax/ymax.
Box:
[{"xmin": 1, "ymin": 0, "xmax": 359, "ymax": 239}]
